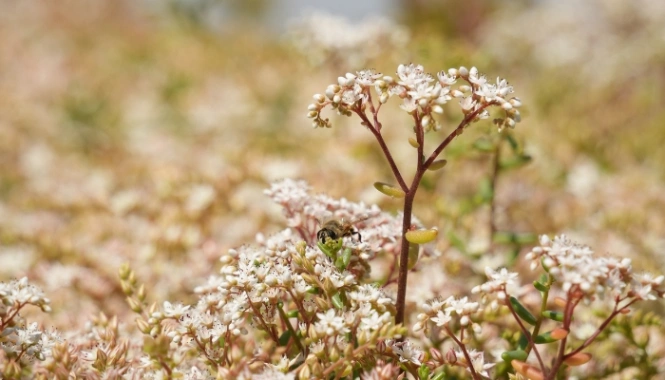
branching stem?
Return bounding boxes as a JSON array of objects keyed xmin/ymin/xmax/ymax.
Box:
[{"xmin": 356, "ymin": 99, "xmax": 492, "ymax": 327}]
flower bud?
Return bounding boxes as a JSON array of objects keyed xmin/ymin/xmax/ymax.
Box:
[
  {"xmin": 421, "ymin": 115, "xmax": 431, "ymax": 128},
  {"xmin": 469, "ymin": 67, "xmax": 478, "ymax": 78},
  {"xmin": 118, "ymin": 263, "xmax": 131, "ymax": 280},
  {"xmin": 451, "ymin": 89, "xmax": 464, "ymax": 98},
  {"xmin": 298, "ymin": 365, "xmax": 311, "ymax": 380},
  {"xmin": 430, "ymin": 348, "xmax": 443, "ymax": 363},
  {"xmin": 380, "ymin": 92, "xmax": 389, "ymax": 104},
  {"xmin": 376, "ymin": 339, "xmax": 387, "ymax": 354},
  {"xmin": 325, "ymin": 85, "xmax": 339, "ymax": 99},
  {"xmin": 329, "ymin": 347, "xmax": 340, "ymax": 362},
  {"xmin": 127, "ymin": 297, "xmax": 142, "ymax": 313},
  {"xmin": 445, "ymin": 348, "xmax": 457, "ymax": 364}
]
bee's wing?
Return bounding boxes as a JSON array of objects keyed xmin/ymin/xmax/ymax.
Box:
[{"xmin": 349, "ymin": 214, "xmax": 371, "ymax": 225}]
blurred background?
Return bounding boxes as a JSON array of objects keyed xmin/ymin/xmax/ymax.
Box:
[{"xmin": 1, "ymin": 0, "xmax": 665, "ymax": 329}]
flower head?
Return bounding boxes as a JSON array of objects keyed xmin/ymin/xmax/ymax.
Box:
[{"xmin": 309, "ymin": 64, "xmax": 521, "ymax": 132}]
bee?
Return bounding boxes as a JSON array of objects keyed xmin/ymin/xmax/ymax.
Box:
[{"xmin": 317, "ymin": 218, "xmax": 363, "ymax": 244}]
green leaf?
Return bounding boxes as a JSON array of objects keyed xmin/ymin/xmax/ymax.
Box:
[
  {"xmin": 493, "ymin": 231, "xmax": 515, "ymax": 244},
  {"xmin": 341, "ymin": 248, "xmax": 352, "ymax": 269},
  {"xmin": 542, "ymin": 310, "xmax": 564, "ymax": 322},
  {"xmin": 534, "ymin": 329, "xmax": 567, "ymax": 344},
  {"xmin": 373, "ymin": 182, "xmax": 406, "ymax": 198},
  {"xmin": 407, "ymin": 243, "xmax": 420, "ymax": 270},
  {"xmin": 510, "ymin": 296, "xmax": 537, "ymax": 325},
  {"xmin": 307, "ymin": 287, "xmax": 320, "ymax": 294},
  {"xmin": 500, "ymin": 154, "xmax": 532, "ymax": 170},
  {"xmin": 332, "ymin": 293, "xmax": 344, "ymax": 309},
  {"xmin": 405, "ymin": 228, "xmax": 438, "ymax": 244},
  {"xmin": 534, "ymin": 331, "xmax": 555, "ymax": 344},
  {"xmin": 333, "ymin": 247, "xmax": 351, "ymax": 270},
  {"xmin": 278, "ymin": 330, "xmax": 291, "ymax": 346},
  {"xmin": 533, "ymin": 279, "xmax": 549, "ymax": 292},
  {"xmin": 430, "ymin": 372, "xmax": 447, "ymax": 380},
  {"xmin": 514, "ymin": 233, "xmax": 537, "ymax": 244},
  {"xmin": 287, "ymin": 310, "xmax": 299, "ymax": 318},
  {"xmin": 476, "ymin": 178, "xmax": 493, "ymax": 203},
  {"xmin": 418, "ymin": 364, "xmax": 430, "ymax": 380},
  {"xmin": 501, "ymin": 349, "xmax": 528, "ymax": 362},
  {"xmin": 427, "ymin": 159, "xmax": 448, "ymax": 171},
  {"xmin": 473, "ymin": 137, "xmax": 495, "ymax": 152},
  {"xmin": 446, "ymin": 230, "xmax": 466, "ymax": 253},
  {"xmin": 517, "ymin": 333, "xmax": 529, "ymax": 350},
  {"xmin": 504, "ymin": 132, "xmax": 520, "ymax": 152}
]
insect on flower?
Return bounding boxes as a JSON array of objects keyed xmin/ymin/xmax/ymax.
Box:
[{"xmin": 316, "ymin": 218, "xmax": 365, "ymax": 244}]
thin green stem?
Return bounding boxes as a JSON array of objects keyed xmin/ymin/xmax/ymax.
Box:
[
  {"xmin": 526, "ymin": 274, "xmax": 553, "ymax": 355},
  {"xmin": 320, "ymin": 342, "xmax": 372, "ymax": 377},
  {"xmin": 488, "ymin": 136, "xmax": 502, "ymax": 252},
  {"xmin": 506, "ymin": 297, "xmax": 547, "ymax": 373},
  {"xmin": 277, "ymin": 302, "xmax": 306, "ymax": 355},
  {"xmin": 555, "ymin": 298, "xmax": 637, "ymax": 374},
  {"xmin": 354, "ymin": 105, "xmax": 408, "ymax": 191},
  {"xmin": 444, "ymin": 326, "xmax": 481, "ymax": 380},
  {"xmin": 423, "ymin": 106, "xmax": 492, "ymax": 169}
]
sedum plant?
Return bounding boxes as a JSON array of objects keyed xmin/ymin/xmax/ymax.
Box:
[{"xmin": 307, "ymin": 63, "xmax": 522, "ymax": 326}]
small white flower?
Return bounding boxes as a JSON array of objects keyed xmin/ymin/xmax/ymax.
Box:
[
  {"xmin": 459, "ymin": 349, "xmax": 495, "ymax": 378},
  {"xmin": 163, "ymin": 301, "xmax": 191, "ymax": 319},
  {"xmin": 430, "ymin": 310, "xmax": 452, "ymax": 327},
  {"xmin": 315, "ymin": 309, "xmax": 350, "ymax": 336},
  {"xmin": 390, "ymin": 340, "xmax": 423, "ymax": 366}
]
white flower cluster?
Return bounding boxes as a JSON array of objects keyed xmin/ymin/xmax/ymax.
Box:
[
  {"xmin": 0, "ymin": 278, "xmax": 59, "ymax": 362},
  {"xmin": 308, "ymin": 64, "xmax": 521, "ymax": 132},
  {"xmin": 413, "ymin": 296, "xmax": 480, "ymax": 332},
  {"xmin": 1, "ymin": 322, "xmax": 60, "ymax": 362},
  {"xmin": 264, "ymin": 178, "xmax": 430, "ymax": 258},
  {"xmin": 0, "ymin": 277, "xmax": 51, "ymax": 313},
  {"xmin": 526, "ymin": 235, "xmax": 665, "ymax": 301},
  {"xmin": 472, "ymin": 267, "xmax": 520, "ymax": 307},
  {"xmin": 151, "ymin": 180, "xmax": 402, "ymax": 368}
]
